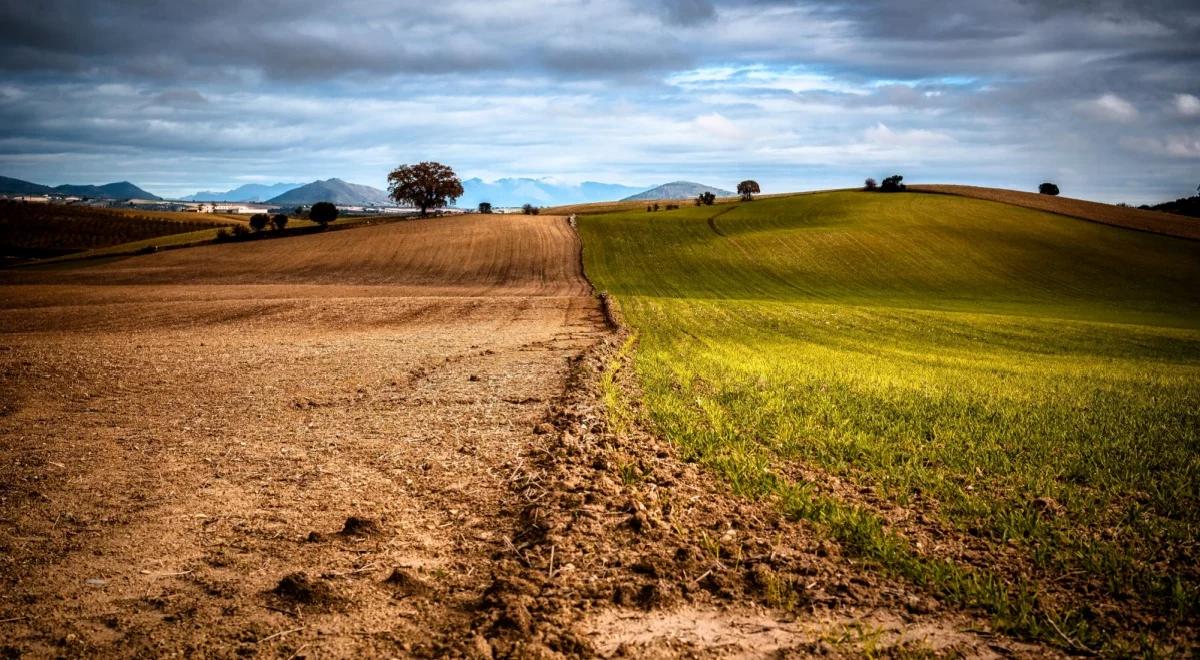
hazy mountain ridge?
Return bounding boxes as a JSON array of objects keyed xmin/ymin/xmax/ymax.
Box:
[
  {"xmin": 458, "ymin": 178, "xmax": 644, "ymax": 208},
  {"xmin": 0, "ymin": 175, "xmax": 161, "ymax": 200},
  {"xmin": 266, "ymin": 178, "xmax": 391, "ymax": 206},
  {"xmin": 180, "ymin": 182, "xmax": 302, "ymax": 202},
  {"xmin": 621, "ymin": 181, "xmax": 733, "ymax": 201}
]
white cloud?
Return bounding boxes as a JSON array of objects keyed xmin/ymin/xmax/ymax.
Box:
[
  {"xmin": 693, "ymin": 113, "xmax": 749, "ymax": 141},
  {"xmin": 862, "ymin": 122, "xmax": 954, "ymax": 146},
  {"xmin": 1174, "ymin": 93, "xmax": 1200, "ymax": 117},
  {"xmin": 1081, "ymin": 93, "xmax": 1138, "ymax": 122}
]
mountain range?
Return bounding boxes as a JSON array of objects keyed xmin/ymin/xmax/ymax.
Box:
[
  {"xmin": 3, "ymin": 173, "xmax": 736, "ymax": 208},
  {"xmin": 621, "ymin": 181, "xmax": 734, "ymax": 201},
  {"xmin": 0, "ymin": 175, "xmax": 161, "ymax": 200},
  {"xmin": 457, "ymin": 178, "xmax": 644, "ymax": 208},
  {"xmin": 180, "ymin": 182, "xmax": 302, "ymax": 202}
]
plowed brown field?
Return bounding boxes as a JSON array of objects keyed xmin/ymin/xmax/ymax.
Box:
[
  {"xmin": 0, "ymin": 213, "xmax": 1044, "ymax": 657},
  {"xmin": 0, "ymin": 215, "xmax": 607, "ymax": 656}
]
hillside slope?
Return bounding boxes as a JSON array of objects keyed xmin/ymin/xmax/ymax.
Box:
[
  {"xmin": 580, "ymin": 191, "xmax": 1200, "ymax": 651},
  {"xmin": 3, "ymin": 213, "xmax": 591, "ymax": 295},
  {"xmin": 912, "ymin": 184, "xmax": 1199, "ymax": 240},
  {"xmin": 1, "ymin": 201, "xmax": 241, "ymax": 260}
]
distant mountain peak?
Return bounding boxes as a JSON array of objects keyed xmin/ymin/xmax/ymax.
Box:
[
  {"xmin": 266, "ymin": 178, "xmax": 391, "ymax": 206},
  {"xmin": 621, "ymin": 181, "xmax": 733, "ymax": 201}
]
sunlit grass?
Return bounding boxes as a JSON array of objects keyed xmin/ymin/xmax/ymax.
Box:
[{"xmin": 580, "ymin": 191, "xmax": 1200, "ymax": 649}]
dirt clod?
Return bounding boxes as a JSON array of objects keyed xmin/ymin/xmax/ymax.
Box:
[
  {"xmin": 339, "ymin": 516, "xmax": 381, "ymax": 537},
  {"xmin": 385, "ymin": 568, "xmax": 432, "ymax": 597},
  {"xmin": 272, "ymin": 572, "xmax": 339, "ymax": 606}
]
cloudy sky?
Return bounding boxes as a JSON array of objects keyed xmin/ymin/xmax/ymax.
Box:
[{"xmin": 1, "ymin": 0, "xmax": 1198, "ymax": 203}]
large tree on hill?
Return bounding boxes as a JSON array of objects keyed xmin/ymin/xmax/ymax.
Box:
[
  {"xmin": 387, "ymin": 162, "xmax": 464, "ymax": 217},
  {"xmin": 1039, "ymin": 182, "xmax": 1060, "ymax": 196},
  {"xmin": 737, "ymin": 180, "xmax": 760, "ymax": 201},
  {"xmin": 310, "ymin": 201, "xmax": 338, "ymax": 227}
]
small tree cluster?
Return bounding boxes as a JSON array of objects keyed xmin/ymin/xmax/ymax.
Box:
[
  {"xmin": 271, "ymin": 213, "xmax": 289, "ymax": 230},
  {"xmin": 249, "ymin": 213, "xmax": 270, "ymax": 232},
  {"xmin": 1038, "ymin": 182, "xmax": 1060, "ymax": 196},
  {"xmin": 695, "ymin": 191, "xmax": 716, "ymax": 206},
  {"xmin": 864, "ymin": 178, "xmax": 877, "ymax": 191},
  {"xmin": 879, "ymin": 175, "xmax": 906, "ymax": 192},
  {"xmin": 478, "ymin": 202, "xmax": 493, "ymax": 214},
  {"xmin": 646, "ymin": 203, "xmax": 661, "ymax": 212},
  {"xmin": 521, "ymin": 203, "xmax": 540, "ymax": 215}
]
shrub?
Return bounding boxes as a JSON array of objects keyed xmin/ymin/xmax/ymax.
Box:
[
  {"xmin": 478, "ymin": 202, "xmax": 493, "ymax": 214},
  {"xmin": 697, "ymin": 191, "xmax": 716, "ymax": 206},
  {"xmin": 248, "ymin": 213, "xmax": 270, "ymax": 232},
  {"xmin": 215, "ymin": 227, "xmax": 231, "ymax": 242},
  {"xmin": 1039, "ymin": 182, "xmax": 1060, "ymax": 196},
  {"xmin": 230, "ymin": 224, "xmax": 251, "ymax": 239},
  {"xmin": 864, "ymin": 178, "xmax": 877, "ymax": 191},
  {"xmin": 271, "ymin": 214, "xmax": 289, "ymax": 231},
  {"xmin": 665, "ymin": 204, "xmax": 679, "ymax": 210}
]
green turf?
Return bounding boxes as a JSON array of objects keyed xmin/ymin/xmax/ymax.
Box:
[{"xmin": 579, "ymin": 191, "xmax": 1200, "ymax": 651}]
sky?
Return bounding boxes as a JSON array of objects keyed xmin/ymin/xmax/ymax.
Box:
[{"xmin": 0, "ymin": 0, "xmax": 1198, "ymax": 203}]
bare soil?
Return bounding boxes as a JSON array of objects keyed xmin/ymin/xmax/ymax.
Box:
[{"xmin": 0, "ymin": 214, "xmax": 1046, "ymax": 657}]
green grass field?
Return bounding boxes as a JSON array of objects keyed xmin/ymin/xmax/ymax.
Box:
[{"xmin": 579, "ymin": 191, "xmax": 1200, "ymax": 651}]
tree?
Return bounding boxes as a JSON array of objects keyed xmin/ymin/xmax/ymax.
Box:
[
  {"xmin": 271, "ymin": 213, "xmax": 289, "ymax": 231},
  {"xmin": 478, "ymin": 202, "xmax": 493, "ymax": 214},
  {"xmin": 310, "ymin": 201, "xmax": 338, "ymax": 227},
  {"xmin": 864, "ymin": 178, "xmax": 877, "ymax": 191},
  {"xmin": 697, "ymin": 191, "xmax": 716, "ymax": 206},
  {"xmin": 737, "ymin": 180, "xmax": 760, "ymax": 201},
  {"xmin": 1039, "ymin": 182, "xmax": 1060, "ymax": 196},
  {"xmin": 521, "ymin": 203, "xmax": 540, "ymax": 215},
  {"xmin": 387, "ymin": 161, "xmax": 464, "ymax": 217},
  {"xmin": 248, "ymin": 213, "xmax": 270, "ymax": 232},
  {"xmin": 880, "ymin": 175, "xmax": 906, "ymax": 192}
]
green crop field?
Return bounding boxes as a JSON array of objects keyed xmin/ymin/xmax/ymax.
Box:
[{"xmin": 579, "ymin": 191, "xmax": 1200, "ymax": 652}]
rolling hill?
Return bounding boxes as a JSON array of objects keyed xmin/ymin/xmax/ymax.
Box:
[
  {"xmin": 911, "ymin": 184, "xmax": 1199, "ymax": 240},
  {"xmin": 620, "ymin": 181, "xmax": 733, "ymax": 201},
  {"xmin": 0, "ymin": 176, "xmax": 161, "ymax": 200},
  {"xmin": 266, "ymin": 178, "xmax": 390, "ymax": 206},
  {"xmin": 579, "ymin": 190, "xmax": 1200, "ymax": 650}
]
